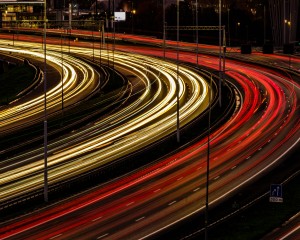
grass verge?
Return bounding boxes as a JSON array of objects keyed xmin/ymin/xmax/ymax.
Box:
[{"xmin": 0, "ymin": 64, "xmax": 36, "ymax": 105}]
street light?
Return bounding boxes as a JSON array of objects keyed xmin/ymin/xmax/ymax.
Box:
[
  {"xmin": 227, "ymin": 8, "xmax": 230, "ymax": 47},
  {"xmin": 195, "ymin": 0, "xmax": 199, "ymax": 66},
  {"xmin": 284, "ymin": 19, "xmax": 291, "ymax": 44},
  {"xmin": 131, "ymin": 9, "xmax": 136, "ymax": 33},
  {"xmin": 236, "ymin": 22, "xmax": 240, "ymax": 45},
  {"xmin": 61, "ymin": 30, "xmax": 64, "ymax": 117},
  {"xmin": 287, "ymin": 21, "xmax": 291, "ymax": 43},
  {"xmin": 176, "ymin": 0, "xmax": 180, "ymax": 143},
  {"xmin": 92, "ymin": 23, "xmax": 95, "ymax": 61},
  {"xmin": 163, "ymin": 0, "xmax": 166, "ymax": 59},
  {"xmin": 43, "ymin": 0, "xmax": 48, "ymax": 203}
]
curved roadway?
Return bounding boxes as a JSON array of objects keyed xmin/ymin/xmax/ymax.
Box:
[
  {"xmin": 0, "ymin": 36, "xmax": 299, "ymax": 239},
  {"xmin": 0, "ymin": 39, "xmax": 210, "ymax": 205}
]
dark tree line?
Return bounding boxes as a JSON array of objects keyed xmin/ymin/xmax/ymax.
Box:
[{"xmin": 74, "ymin": 0, "xmax": 272, "ymax": 46}]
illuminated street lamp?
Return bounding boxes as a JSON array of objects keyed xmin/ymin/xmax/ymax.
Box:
[
  {"xmin": 176, "ymin": 0, "xmax": 180, "ymax": 143},
  {"xmin": 163, "ymin": 0, "xmax": 166, "ymax": 59},
  {"xmin": 284, "ymin": 19, "xmax": 287, "ymax": 44},
  {"xmin": 205, "ymin": 3, "xmax": 222, "ymax": 239},
  {"xmin": 43, "ymin": 0, "xmax": 48, "ymax": 203},
  {"xmin": 287, "ymin": 20, "xmax": 291, "ymax": 43},
  {"xmin": 131, "ymin": 8, "xmax": 136, "ymax": 33},
  {"xmin": 236, "ymin": 22, "xmax": 240, "ymax": 45},
  {"xmin": 284, "ymin": 19, "xmax": 291, "ymax": 44},
  {"xmin": 195, "ymin": 0, "xmax": 198, "ymax": 65},
  {"xmin": 227, "ymin": 8, "xmax": 230, "ymax": 47}
]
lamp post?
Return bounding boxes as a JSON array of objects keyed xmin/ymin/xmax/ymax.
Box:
[
  {"xmin": 92, "ymin": 23, "xmax": 95, "ymax": 62},
  {"xmin": 99, "ymin": 20, "xmax": 101, "ymax": 66},
  {"xmin": 112, "ymin": 0, "xmax": 116, "ymax": 81},
  {"xmin": 205, "ymin": 2, "xmax": 222, "ymax": 238},
  {"xmin": 69, "ymin": 3, "xmax": 72, "ymax": 29},
  {"xmin": 13, "ymin": 28, "xmax": 15, "ymax": 46},
  {"xmin": 95, "ymin": 0, "xmax": 97, "ymax": 15},
  {"xmin": 163, "ymin": 0, "xmax": 166, "ymax": 59},
  {"xmin": 61, "ymin": 30, "xmax": 64, "ymax": 117},
  {"xmin": 43, "ymin": 0, "xmax": 48, "ymax": 203},
  {"xmin": 176, "ymin": 0, "xmax": 180, "ymax": 143},
  {"xmin": 283, "ymin": 0, "xmax": 286, "ymax": 45},
  {"xmin": 287, "ymin": 20, "xmax": 291, "ymax": 43},
  {"xmin": 236, "ymin": 21, "xmax": 240, "ymax": 45},
  {"xmin": 195, "ymin": 0, "xmax": 199, "ymax": 66},
  {"xmin": 218, "ymin": 0, "xmax": 222, "ymax": 107},
  {"xmin": 263, "ymin": 4, "xmax": 266, "ymax": 45},
  {"xmin": 131, "ymin": 9, "xmax": 136, "ymax": 33},
  {"xmin": 205, "ymin": 72, "xmax": 213, "ymax": 240},
  {"xmin": 100, "ymin": 20, "xmax": 104, "ymax": 66},
  {"xmin": 227, "ymin": 8, "xmax": 230, "ymax": 47}
]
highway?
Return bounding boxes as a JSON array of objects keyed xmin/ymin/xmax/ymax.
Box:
[
  {"xmin": 0, "ymin": 44, "xmax": 100, "ymax": 133},
  {"xmin": 262, "ymin": 212, "xmax": 300, "ymax": 240},
  {"xmin": 0, "ymin": 34, "xmax": 299, "ymax": 239},
  {"xmin": 0, "ymin": 39, "xmax": 210, "ymax": 205}
]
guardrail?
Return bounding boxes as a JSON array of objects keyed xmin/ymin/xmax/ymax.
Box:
[
  {"xmin": 16, "ymin": 59, "xmax": 42, "ymax": 98},
  {"xmin": 0, "ymin": 20, "xmax": 104, "ymax": 31}
]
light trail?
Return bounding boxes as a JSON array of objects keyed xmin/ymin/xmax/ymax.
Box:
[
  {"xmin": 0, "ymin": 40, "xmax": 210, "ymax": 204},
  {"xmin": 0, "ymin": 45, "xmax": 100, "ymax": 132},
  {"xmin": 0, "ymin": 35, "xmax": 299, "ymax": 239}
]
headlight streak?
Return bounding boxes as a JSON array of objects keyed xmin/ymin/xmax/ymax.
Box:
[
  {"xmin": 0, "ymin": 46, "xmax": 99, "ymax": 131},
  {"xmin": 0, "ymin": 34, "xmax": 299, "ymax": 240},
  {"xmin": 0, "ymin": 41, "xmax": 210, "ymax": 203}
]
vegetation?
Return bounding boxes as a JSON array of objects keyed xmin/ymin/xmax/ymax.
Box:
[
  {"xmin": 157, "ymin": 150, "xmax": 300, "ymax": 240},
  {"xmin": 0, "ymin": 65, "xmax": 36, "ymax": 105},
  {"xmin": 208, "ymin": 167, "xmax": 300, "ymax": 240}
]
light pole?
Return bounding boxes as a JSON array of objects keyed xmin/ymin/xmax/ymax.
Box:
[
  {"xmin": 131, "ymin": 8, "xmax": 136, "ymax": 34},
  {"xmin": 205, "ymin": 1, "xmax": 222, "ymax": 238},
  {"xmin": 92, "ymin": 23, "xmax": 95, "ymax": 62},
  {"xmin": 287, "ymin": 20, "xmax": 291, "ymax": 43},
  {"xmin": 112, "ymin": 0, "xmax": 116, "ymax": 81},
  {"xmin": 283, "ymin": 0, "xmax": 286, "ymax": 45},
  {"xmin": 69, "ymin": 3, "xmax": 72, "ymax": 29},
  {"xmin": 43, "ymin": 0, "xmax": 48, "ymax": 203},
  {"xmin": 163, "ymin": 0, "xmax": 166, "ymax": 59},
  {"xmin": 12, "ymin": 28, "xmax": 15, "ymax": 46},
  {"xmin": 205, "ymin": 72, "xmax": 213, "ymax": 240},
  {"xmin": 61, "ymin": 30, "xmax": 64, "ymax": 117},
  {"xmin": 176, "ymin": 0, "xmax": 180, "ymax": 143},
  {"xmin": 195, "ymin": 0, "xmax": 199, "ymax": 66},
  {"xmin": 218, "ymin": 0, "xmax": 222, "ymax": 107},
  {"xmin": 263, "ymin": 4, "xmax": 265, "ymax": 45},
  {"xmin": 236, "ymin": 22, "xmax": 240, "ymax": 45},
  {"xmin": 95, "ymin": 0, "xmax": 97, "ymax": 15},
  {"xmin": 227, "ymin": 8, "xmax": 230, "ymax": 47},
  {"xmin": 100, "ymin": 20, "xmax": 104, "ymax": 66}
]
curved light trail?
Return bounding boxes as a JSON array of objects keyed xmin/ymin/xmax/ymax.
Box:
[
  {"xmin": 0, "ymin": 35, "xmax": 299, "ymax": 240},
  {"xmin": 0, "ymin": 39, "xmax": 210, "ymax": 204},
  {"xmin": 0, "ymin": 44, "xmax": 100, "ymax": 132}
]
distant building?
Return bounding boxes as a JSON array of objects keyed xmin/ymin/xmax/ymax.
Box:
[
  {"xmin": 0, "ymin": 2, "xmax": 43, "ymax": 28},
  {"xmin": 0, "ymin": 0, "xmax": 82, "ymax": 23},
  {"xmin": 269, "ymin": 0, "xmax": 299, "ymax": 46}
]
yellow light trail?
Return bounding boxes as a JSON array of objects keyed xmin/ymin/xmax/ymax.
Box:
[{"xmin": 0, "ymin": 40, "xmax": 210, "ymax": 203}]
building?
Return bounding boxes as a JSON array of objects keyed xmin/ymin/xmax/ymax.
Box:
[
  {"xmin": 0, "ymin": 1, "xmax": 43, "ymax": 28},
  {"xmin": 269, "ymin": 0, "xmax": 299, "ymax": 46},
  {"xmin": 0, "ymin": 0, "xmax": 81, "ymax": 25}
]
